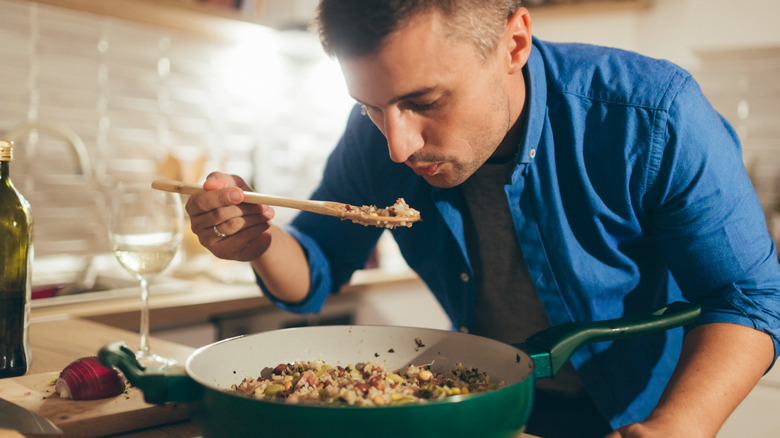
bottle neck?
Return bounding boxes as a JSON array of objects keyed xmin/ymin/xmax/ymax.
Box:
[{"xmin": 0, "ymin": 160, "xmax": 9, "ymax": 181}]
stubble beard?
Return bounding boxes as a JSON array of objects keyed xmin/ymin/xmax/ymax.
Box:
[{"xmin": 427, "ymin": 88, "xmax": 513, "ymax": 189}]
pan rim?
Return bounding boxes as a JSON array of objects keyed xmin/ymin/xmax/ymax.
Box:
[{"xmin": 184, "ymin": 324, "xmax": 536, "ymax": 409}]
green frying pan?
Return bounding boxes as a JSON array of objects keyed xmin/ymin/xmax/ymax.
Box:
[{"xmin": 100, "ymin": 301, "xmax": 699, "ymax": 438}]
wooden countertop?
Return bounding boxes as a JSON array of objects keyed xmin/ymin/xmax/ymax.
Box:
[
  {"xmin": 26, "ymin": 318, "xmax": 194, "ymax": 375},
  {"xmin": 0, "ymin": 318, "xmax": 198, "ymax": 437},
  {"xmin": 19, "ymin": 269, "xmax": 540, "ymax": 437},
  {"xmin": 1, "ymin": 318, "xmax": 538, "ymax": 438},
  {"xmin": 31, "ymin": 267, "xmax": 424, "ymax": 332}
]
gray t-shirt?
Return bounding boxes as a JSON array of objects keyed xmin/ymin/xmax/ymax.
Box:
[{"xmin": 461, "ymin": 160, "xmax": 584, "ymax": 394}]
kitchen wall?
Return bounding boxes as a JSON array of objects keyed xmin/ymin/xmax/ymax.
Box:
[
  {"xmin": 2, "ymin": 0, "xmax": 778, "ymax": 261},
  {"xmin": 0, "ymin": 0, "xmax": 354, "ymax": 260}
]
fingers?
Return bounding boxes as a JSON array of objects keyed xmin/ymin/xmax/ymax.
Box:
[
  {"xmin": 183, "ymin": 172, "xmax": 276, "ymax": 261},
  {"xmin": 189, "ymin": 198, "xmax": 274, "ymax": 241},
  {"xmin": 186, "ymin": 175, "xmax": 245, "ymax": 217},
  {"xmin": 203, "ymin": 171, "xmax": 253, "ymax": 192},
  {"xmin": 185, "ymin": 171, "xmax": 257, "ymax": 219},
  {"xmin": 207, "ymin": 216, "xmax": 275, "ymax": 262},
  {"xmin": 206, "ymin": 205, "xmax": 275, "ymax": 239}
]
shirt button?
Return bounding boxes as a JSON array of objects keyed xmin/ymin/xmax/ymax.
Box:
[
  {"xmin": 529, "ymin": 149, "xmax": 536, "ymax": 159},
  {"xmin": 459, "ymin": 326, "xmax": 469, "ymax": 334},
  {"xmin": 460, "ymin": 272, "xmax": 470, "ymax": 282}
]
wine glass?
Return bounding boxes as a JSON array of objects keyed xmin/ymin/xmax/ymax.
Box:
[{"xmin": 109, "ymin": 182, "xmax": 183, "ymax": 367}]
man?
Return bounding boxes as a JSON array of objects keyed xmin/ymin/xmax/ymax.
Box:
[{"xmin": 185, "ymin": 1, "xmax": 780, "ymax": 436}]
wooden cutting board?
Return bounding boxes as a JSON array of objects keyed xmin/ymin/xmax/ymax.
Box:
[{"xmin": 0, "ymin": 371, "xmax": 190, "ymax": 437}]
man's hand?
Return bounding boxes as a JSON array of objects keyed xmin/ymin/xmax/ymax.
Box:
[
  {"xmin": 185, "ymin": 172, "xmax": 275, "ymax": 262},
  {"xmin": 186, "ymin": 171, "xmax": 311, "ymax": 304},
  {"xmin": 605, "ymin": 322, "xmax": 773, "ymax": 438},
  {"xmin": 607, "ymin": 421, "xmax": 682, "ymax": 438}
]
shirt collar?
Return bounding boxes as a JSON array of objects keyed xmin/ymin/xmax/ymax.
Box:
[{"xmin": 516, "ymin": 38, "xmax": 547, "ymax": 166}]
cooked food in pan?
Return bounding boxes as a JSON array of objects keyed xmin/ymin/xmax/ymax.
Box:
[{"xmin": 231, "ymin": 359, "xmax": 503, "ymax": 406}]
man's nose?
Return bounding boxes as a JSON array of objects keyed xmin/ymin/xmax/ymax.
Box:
[{"xmin": 384, "ymin": 110, "xmax": 423, "ymax": 163}]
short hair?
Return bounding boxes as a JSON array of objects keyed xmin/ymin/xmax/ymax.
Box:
[{"xmin": 315, "ymin": 0, "xmax": 523, "ymax": 61}]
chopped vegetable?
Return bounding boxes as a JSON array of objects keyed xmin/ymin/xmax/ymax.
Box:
[{"xmin": 55, "ymin": 357, "xmax": 125, "ymax": 400}]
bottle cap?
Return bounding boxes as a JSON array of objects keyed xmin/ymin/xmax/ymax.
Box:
[{"xmin": 0, "ymin": 140, "xmax": 12, "ymax": 161}]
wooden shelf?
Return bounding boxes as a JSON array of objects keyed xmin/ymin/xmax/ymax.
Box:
[
  {"xmin": 24, "ymin": 0, "xmax": 654, "ymax": 40},
  {"xmin": 695, "ymin": 45, "xmax": 780, "ymax": 62},
  {"xmin": 529, "ymin": 0, "xmax": 651, "ymax": 16},
  {"xmin": 23, "ymin": 0, "xmax": 269, "ymax": 41}
]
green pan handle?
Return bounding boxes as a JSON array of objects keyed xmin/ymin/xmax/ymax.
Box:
[
  {"xmin": 98, "ymin": 342, "xmax": 202, "ymax": 404},
  {"xmin": 519, "ymin": 301, "xmax": 701, "ymax": 379}
]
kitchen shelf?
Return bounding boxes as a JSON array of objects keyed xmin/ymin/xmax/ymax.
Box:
[
  {"xmin": 23, "ymin": 0, "xmax": 269, "ymax": 41},
  {"xmin": 528, "ymin": 0, "xmax": 650, "ymax": 16}
]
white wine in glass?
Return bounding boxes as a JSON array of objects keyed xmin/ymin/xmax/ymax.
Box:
[{"xmin": 109, "ymin": 182, "xmax": 183, "ymax": 367}]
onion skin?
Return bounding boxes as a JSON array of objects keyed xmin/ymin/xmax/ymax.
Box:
[{"xmin": 56, "ymin": 357, "xmax": 125, "ymax": 400}]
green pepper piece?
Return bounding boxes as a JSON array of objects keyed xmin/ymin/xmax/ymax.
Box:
[{"xmin": 264, "ymin": 384, "xmax": 284, "ymax": 396}]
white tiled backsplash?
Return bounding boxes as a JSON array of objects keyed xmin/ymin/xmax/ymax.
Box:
[
  {"xmin": 0, "ymin": 0, "xmax": 353, "ymax": 259},
  {"xmin": 1, "ymin": 0, "xmax": 779, "ymax": 260}
]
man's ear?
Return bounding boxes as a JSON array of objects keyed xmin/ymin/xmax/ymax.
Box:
[{"xmin": 505, "ymin": 8, "xmax": 532, "ymax": 74}]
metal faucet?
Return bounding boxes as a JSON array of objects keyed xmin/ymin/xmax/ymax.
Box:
[{"xmin": 3, "ymin": 121, "xmax": 92, "ymax": 178}]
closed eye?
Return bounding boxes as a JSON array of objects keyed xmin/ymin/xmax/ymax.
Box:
[
  {"xmin": 405, "ymin": 100, "xmax": 438, "ymax": 112},
  {"xmin": 359, "ymin": 103, "xmax": 381, "ymax": 116}
]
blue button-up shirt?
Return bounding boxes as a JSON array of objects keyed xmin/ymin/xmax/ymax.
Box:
[{"xmin": 262, "ymin": 38, "xmax": 780, "ymax": 428}]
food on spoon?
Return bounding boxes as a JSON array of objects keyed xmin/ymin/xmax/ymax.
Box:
[
  {"xmin": 230, "ymin": 360, "xmax": 503, "ymax": 406},
  {"xmin": 55, "ymin": 356, "xmax": 126, "ymax": 400},
  {"xmin": 341, "ymin": 198, "xmax": 421, "ymax": 229}
]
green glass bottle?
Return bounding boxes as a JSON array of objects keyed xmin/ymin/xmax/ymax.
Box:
[{"xmin": 0, "ymin": 140, "xmax": 32, "ymax": 378}]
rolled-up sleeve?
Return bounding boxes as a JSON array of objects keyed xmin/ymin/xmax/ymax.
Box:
[
  {"xmin": 646, "ymin": 74, "xmax": 780, "ymax": 362},
  {"xmin": 258, "ymin": 224, "xmax": 334, "ymax": 314},
  {"xmin": 256, "ymin": 106, "xmax": 388, "ymax": 314}
]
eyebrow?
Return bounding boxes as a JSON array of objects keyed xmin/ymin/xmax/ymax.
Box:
[{"xmin": 353, "ymin": 86, "xmax": 437, "ymax": 108}]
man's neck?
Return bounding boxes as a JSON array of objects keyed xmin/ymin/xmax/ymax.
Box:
[
  {"xmin": 490, "ymin": 65, "xmax": 529, "ymax": 163},
  {"xmin": 489, "ymin": 108, "xmax": 526, "ymax": 163}
]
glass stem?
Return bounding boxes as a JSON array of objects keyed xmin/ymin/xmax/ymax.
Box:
[{"xmin": 138, "ymin": 275, "xmax": 151, "ymax": 355}]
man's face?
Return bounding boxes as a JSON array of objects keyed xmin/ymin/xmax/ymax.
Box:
[{"xmin": 340, "ymin": 10, "xmax": 522, "ymax": 188}]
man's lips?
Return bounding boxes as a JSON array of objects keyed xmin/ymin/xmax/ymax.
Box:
[{"xmin": 410, "ymin": 163, "xmax": 441, "ymax": 177}]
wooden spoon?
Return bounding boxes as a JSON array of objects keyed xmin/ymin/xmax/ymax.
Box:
[{"xmin": 151, "ymin": 179, "xmax": 421, "ymax": 229}]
